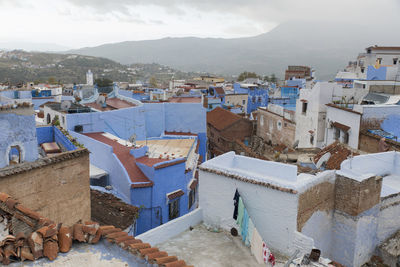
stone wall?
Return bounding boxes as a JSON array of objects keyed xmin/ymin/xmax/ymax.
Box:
[
  {"xmin": 359, "ymin": 131, "xmax": 400, "ymax": 153},
  {"xmin": 335, "ymin": 175, "xmax": 381, "ymax": 216},
  {"xmin": 257, "ymin": 109, "xmax": 296, "ymax": 147},
  {"xmin": 297, "ymin": 181, "xmax": 335, "ymax": 231},
  {"xmin": 0, "ymin": 149, "xmax": 90, "ymax": 226}
]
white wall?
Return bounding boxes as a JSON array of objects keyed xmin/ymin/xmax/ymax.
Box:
[
  {"xmin": 295, "ymin": 82, "xmax": 343, "ymax": 148},
  {"xmin": 136, "ymin": 208, "xmax": 203, "ymax": 246},
  {"xmin": 199, "ymin": 169, "xmax": 298, "ymax": 256},
  {"xmin": 325, "ymin": 106, "xmax": 361, "ymax": 149}
]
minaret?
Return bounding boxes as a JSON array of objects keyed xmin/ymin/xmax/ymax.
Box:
[{"xmin": 86, "ymin": 70, "xmax": 94, "ymax": 85}]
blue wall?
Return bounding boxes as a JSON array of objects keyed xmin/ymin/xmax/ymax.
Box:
[
  {"xmin": 31, "ymin": 89, "xmax": 51, "ymax": 97},
  {"xmin": 233, "ymin": 83, "xmax": 269, "ymax": 113},
  {"xmin": 367, "ymin": 66, "xmax": 387, "ymax": 80},
  {"xmin": 381, "ymin": 114, "xmax": 400, "ymax": 140},
  {"xmin": 36, "ymin": 126, "xmax": 77, "ymax": 150},
  {"xmin": 0, "ymin": 113, "xmax": 38, "ymax": 168},
  {"xmin": 32, "ymin": 98, "xmax": 55, "ymax": 110}
]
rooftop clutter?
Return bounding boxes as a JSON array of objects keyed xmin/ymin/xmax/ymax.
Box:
[{"xmin": 0, "ymin": 192, "xmax": 191, "ymax": 266}]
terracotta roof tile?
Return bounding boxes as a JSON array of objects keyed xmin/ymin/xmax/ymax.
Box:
[
  {"xmin": 332, "ymin": 122, "xmax": 350, "ymax": 132},
  {"xmin": 207, "ymin": 107, "xmax": 243, "ymax": 131},
  {"xmin": 84, "ymin": 133, "xmax": 153, "ymax": 188},
  {"xmin": 314, "ymin": 141, "xmax": 359, "ymax": 170},
  {"xmin": 167, "ymin": 190, "xmax": 185, "ymax": 200},
  {"xmin": 214, "ymin": 87, "xmax": 225, "ymax": 95},
  {"xmin": 0, "ymin": 193, "xmax": 10, "ymax": 202},
  {"xmin": 156, "ymin": 256, "xmax": 179, "ymax": 264},
  {"xmin": 164, "ymin": 260, "xmax": 187, "ymax": 267},
  {"xmin": 147, "ymin": 251, "xmax": 169, "ymax": 262},
  {"xmin": 58, "ymin": 226, "xmax": 72, "ymax": 253}
]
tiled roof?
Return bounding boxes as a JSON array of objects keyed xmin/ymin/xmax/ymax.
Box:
[
  {"xmin": 332, "ymin": 122, "xmax": 350, "ymax": 132},
  {"xmin": 313, "ymin": 141, "xmax": 359, "ymax": 170},
  {"xmin": 214, "ymin": 87, "xmax": 225, "ymax": 95},
  {"xmin": 84, "ymin": 132, "xmax": 154, "ymax": 188},
  {"xmin": 0, "ymin": 149, "xmax": 89, "ymax": 178},
  {"xmin": 167, "ymin": 97, "xmax": 201, "ymax": 103},
  {"xmin": 84, "ymin": 97, "xmax": 135, "ymax": 111},
  {"xmin": 0, "ymin": 192, "xmax": 190, "ymax": 266},
  {"xmin": 326, "ymin": 103, "xmax": 362, "ymax": 115},
  {"xmin": 167, "ymin": 190, "xmax": 185, "ymax": 200},
  {"xmin": 207, "ymin": 107, "xmax": 242, "ymax": 131}
]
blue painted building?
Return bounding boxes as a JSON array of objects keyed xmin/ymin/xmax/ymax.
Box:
[
  {"xmin": 64, "ymin": 96, "xmax": 206, "ymax": 234},
  {"xmin": 233, "ymin": 83, "xmax": 269, "ymax": 113},
  {"xmin": 367, "ymin": 65, "xmax": 387, "ymax": 80}
]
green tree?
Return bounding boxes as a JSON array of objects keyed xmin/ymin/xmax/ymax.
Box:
[
  {"xmin": 95, "ymin": 78, "xmax": 113, "ymax": 87},
  {"xmin": 48, "ymin": 77, "xmax": 56, "ymax": 84},
  {"xmin": 237, "ymin": 71, "xmax": 258, "ymax": 81},
  {"xmin": 149, "ymin": 76, "xmax": 158, "ymax": 88},
  {"xmin": 270, "ymin": 74, "xmax": 277, "ymax": 83}
]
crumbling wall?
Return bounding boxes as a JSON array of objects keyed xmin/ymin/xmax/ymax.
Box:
[{"xmin": 0, "ymin": 150, "xmax": 90, "ymax": 226}]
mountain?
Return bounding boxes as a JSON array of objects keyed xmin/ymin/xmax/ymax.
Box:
[
  {"xmin": 68, "ymin": 21, "xmax": 400, "ymax": 80},
  {"xmin": 0, "ymin": 42, "xmax": 71, "ymax": 52},
  {"xmin": 0, "ymin": 50, "xmax": 194, "ymax": 84}
]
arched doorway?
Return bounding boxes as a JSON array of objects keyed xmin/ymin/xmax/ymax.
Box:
[{"xmin": 8, "ymin": 145, "xmax": 21, "ymax": 165}]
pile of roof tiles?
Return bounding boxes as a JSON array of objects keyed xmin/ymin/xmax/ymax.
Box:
[
  {"xmin": 0, "ymin": 192, "xmax": 192, "ymax": 267},
  {"xmin": 0, "ymin": 102, "xmax": 33, "ymax": 110}
]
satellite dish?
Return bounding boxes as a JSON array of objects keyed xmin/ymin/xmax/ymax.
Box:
[
  {"xmin": 315, "ymin": 152, "xmax": 331, "ymax": 169},
  {"xmin": 60, "ymin": 100, "xmax": 72, "ymax": 110},
  {"xmin": 129, "ymin": 134, "xmax": 137, "ymax": 145}
]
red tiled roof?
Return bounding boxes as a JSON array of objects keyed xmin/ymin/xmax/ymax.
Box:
[
  {"xmin": 0, "ymin": 193, "xmax": 190, "ymax": 266},
  {"xmin": 167, "ymin": 190, "xmax": 185, "ymax": 200},
  {"xmin": 326, "ymin": 103, "xmax": 362, "ymax": 115},
  {"xmin": 85, "ymin": 98, "xmax": 135, "ymax": 111},
  {"xmin": 313, "ymin": 141, "xmax": 359, "ymax": 170},
  {"xmin": 332, "ymin": 122, "xmax": 350, "ymax": 132},
  {"xmin": 167, "ymin": 97, "xmax": 201, "ymax": 103},
  {"xmin": 83, "ymin": 132, "xmax": 153, "ymax": 188},
  {"xmin": 136, "ymin": 157, "xmax": 167, "ymax": 167},
  {"xmin": 164, "ymin": 131, "xmax": 197, "ymax": 136},
  {"xmin": 207, "ymin": 107, "xmax": 242, "ymax": 131},
  {"xmin": 214, "ymin": 87, "xmax": 225, "ymax": 95}
]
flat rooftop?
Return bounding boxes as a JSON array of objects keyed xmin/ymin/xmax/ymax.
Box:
[
  {"xmin": 85, "ymin": 97, "xmax": 136, "ymax": 111},
  {"xmin": 136, "ymin": 138, "xmax": 195, "ymax": 159},
  {"xmin": 157, "ymin": 224, "xmax": 285, "ymax": 267},
  {"xmin": 167, "ymin": 97, "xmax": 201, "ymax": 103}
]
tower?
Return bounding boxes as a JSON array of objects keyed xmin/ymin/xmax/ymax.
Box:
[{"xmin": 86, "ymin": 70, "xmax": 94, "ymax": 86}]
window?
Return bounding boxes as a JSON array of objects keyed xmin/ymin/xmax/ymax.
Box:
[
  {"xmin": 189, "ymin": 188, "xmax": 196, "ymax": 209},
  {"xmin": 169, "ymin": 199, "xmax": 180, "ymax": 220},
  {"xmin": 284, "ymin": 122, "xmax": 287, "ymax": 127},
  {"xmin": 310, "ymin": 134, "xmax": 314, "ymax": 145},
  {"xmin": 242, "ymin": 100, "xmax": 246, "ymax": 105},
  {"xmin": 343, "ymin": 132, "xmax": 349, "ymax": 144},
  {"xmin": 334, "ymin": 128, "xmax": 340, "ymax": 140},
  {"xmin": 260, "ymin": 116, "xmax": 264, "ymax": 126},
  {"xmin": 302, "ymin": 102, "xmax": 308, "ymax": 114},
  {"xmin": 62, "ymin": 116, "xmax": 65, "ymax": 125},
  {"xmin": 9, "ymin": 145, "xmax": 21, "ymax": 165},
  {"xmin": 394, "ymin": 58, "xmax": 398, "ymax": 65},
  {"xmin": 252, "ymin": 96, "xmax": 256, "ymax": 103},
  {"xmin": 46, "ymin": 114, "xmax": 51, "ymax": 124},
  {"xmin": 277, "ymin": 121, "xmax": 282, "ymax": 131},
  {"xmin": 377, "ymin": 58, "xmax": 382, "ymax": 64},
  {"xmin": 258, "ymin": 96, "xmax": 262, "ymax": 103},
  {"xmin": 361, "ymin": 67, "xmax": 365, "ymax": 73}
]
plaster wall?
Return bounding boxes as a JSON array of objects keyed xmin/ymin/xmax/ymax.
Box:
[
  {"xmin": 361, "ymin": 105, "xmax": 400, "ymax": 130},
  {"xmin": 378, "ymin": 194, "xmax": 400, "ymax": 243},
  {"xmin": 199, "ymin": 169, "xmax": 298, "ymax": 255},
  {"xmin": 137, "ymin": 208, "xmax": 203, "ymax": 246},
  {"xmin": 325, "ymin": 106, "xmax": 361, "ymax": 149},
  {"xmin": 224, "ymin": 94, "xmax": 248, "ymax": 113},
  {"xmin": 0, "ymin": 112, "xmax": 38, "ymax": 168},
  {"xmin": 70, "ymin": 131, "xmax": 132, "ymax": 203}
]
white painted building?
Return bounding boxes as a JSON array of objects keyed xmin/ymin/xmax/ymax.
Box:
[
  {"xmin": 86, "ymin": 69, "xmax": 94, "ymax": 86},
  {"xmin": 295, "ymin": 82, "xmax": 343, "ymax": 148}
]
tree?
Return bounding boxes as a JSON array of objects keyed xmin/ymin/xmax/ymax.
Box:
[
  {"xmin": 237, "ymin": 71, "xmax": 259, "ymax": 82},
  {"xmin": 149, "ymin": 76, "xmax": 158, "ymax": 88},
  {"xmin": 270, "ymin": 74, "xmax": 277, "ymax": 83},
  {"xmin": 48, "ymin": 77, "xmax": 57, "ymax": 84},
  {"xmin": 95, "ymin": 78, "xmax": 113, "ymax": 87}
]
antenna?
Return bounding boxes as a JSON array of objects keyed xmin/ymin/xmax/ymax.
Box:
[
  {"xmin": 128, "ymin": 134, "xmax": 137, "ymax": 146},
  {"xmin": 60, "ymin": 100, "xmax": 72, "ymax": 111}
]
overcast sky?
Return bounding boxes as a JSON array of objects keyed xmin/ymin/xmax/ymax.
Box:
[{"xmin": 0, "ymin": 0, "xmax": 399, "ymax": 49}]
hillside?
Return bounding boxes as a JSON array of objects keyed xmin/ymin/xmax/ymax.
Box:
[
  {"xmin": 0, "ymin": 50, "xmax": 195, "ymax": 85},
  {"xmin": 68, "ymin": 21, "xmax": 400, "ymax": 80}
]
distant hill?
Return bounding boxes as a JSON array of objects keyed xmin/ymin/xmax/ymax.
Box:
[
  {"xmin": 68, "ymin": 21, "xmax": 400, "ymax": 80},
  {"xmin": 0, "ymin": 50, "xmax": 194, "ymax": 85}
]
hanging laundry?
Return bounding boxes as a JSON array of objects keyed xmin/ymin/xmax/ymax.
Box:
[
  {"xmin": 245, "ymin": 218, "xmax": 254, "ymax": 247},
  {"xmin": 250, "ymin": 227, "xmax": 264, "ymax": 264},
  {"xmin": 236, "ymin": 197, "xmax": 244, "ymax": 228},
  {"xmin": 241, "ymin": 208, "xmax": 249, "ymax": 243},
  {"xmin": 233, "ymin": 189, "xmax": 240, "ymax": 220},
  {"xmin": 263, "ymin": 242, "xmax": 275, "ymax": 266}
]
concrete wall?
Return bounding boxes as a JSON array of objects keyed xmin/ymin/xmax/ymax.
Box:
[
  {"xmin": 0, "ymin": 111, "xmax": 38, "ymax": 168},
  {"xmin": 0, "ymin": 152, "xmax": 91, "ymax": 226},
  {"xmin": 199, "ymin": 168, "xmax": 298, "ymax": 255}
]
